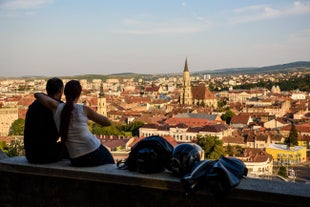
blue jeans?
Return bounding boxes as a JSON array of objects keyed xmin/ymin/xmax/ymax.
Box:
[{"xmin": 70, "ymin": 145, "xmax": 115, "ymax": 167}]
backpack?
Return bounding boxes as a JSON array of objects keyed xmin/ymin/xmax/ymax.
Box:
[
  {"xmin": 181, "ymin": 156, "xmax": 248, "ymax": 195},
  {"xmin": 117, "ymin": 136, "xmax": 174, "ymax": 173}
]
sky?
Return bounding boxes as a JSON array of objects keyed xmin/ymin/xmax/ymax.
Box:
[{"xmin": 0, "ymin": 0, "xmax": 310, "ymax": 77}]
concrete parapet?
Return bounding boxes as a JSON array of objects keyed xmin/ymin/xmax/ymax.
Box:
[{"xmin": 0, "ymin": 156, "xmax": 309, "ymax": 207}]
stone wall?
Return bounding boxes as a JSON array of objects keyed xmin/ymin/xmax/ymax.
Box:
[{"xmin": 0, "ymin": 156, "xmax": 309, "ymax": 207}]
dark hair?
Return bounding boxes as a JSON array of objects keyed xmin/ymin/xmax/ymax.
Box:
[
  {"xmin": 60, "ymin": 80, "xmax": 82, "ymax": 141},
  {"xmin": 46, "ymin": 77, "xmax": 64, "ymax": 96}
]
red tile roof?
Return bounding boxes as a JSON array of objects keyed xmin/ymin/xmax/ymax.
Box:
[
  {"xmin": 165, "ymin": 117, "xmax": 213, "ymax": 127},
  {"xmin": 230, "ymin": 114, "xmax": 251, "ymax": 125},
  {"xmin": 222, "ymin": 136, "xmax": 245, "ymax": 145},
  {"xmin": 281, "ymin": 123, "xmax": 310, "ymax": 133},
  {"xmin": 145, "ymin": 86, "xmax": 160, "ymax": 92},
  {"xmin": 239, "ymin": 148, "xmax": 273, "ymax": 162},
  {"xmin": 127, "ymin": 135, "xmax": 178, "ymax": 148},
  {"xmin": 191, "ymin": 84, "xmax": 216, "ymax": 100}
]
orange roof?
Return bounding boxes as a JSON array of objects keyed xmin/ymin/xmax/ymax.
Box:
[
  {"xmin": 191, "ymin": 84, "xmax": 215, "ymax": 100},
  {"xmin": 281, "ymin": 123, "xmax": 310, "ymax": 133},
  {"xmin": 127, "ymin": 135, "xmax": 178, "ymax": 148},
  {"xmin": 230, "ymin": 115, "xmax": 251, "ymax": 125},
  {"xmin": 240, "ymin": 148, "xmax": 273, "ymax": 162},
  {"xmin": 165, "ymin": 117, "xmax": 213, "ymax": 127}
]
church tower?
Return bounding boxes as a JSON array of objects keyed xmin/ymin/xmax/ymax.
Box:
[
  {"xmin": 180, "ymin": 58, "xmax": 193, "ymax": 105},
  {"xmin": 97, "ymin": 83, "xmax": 107, "ymax": 117}
]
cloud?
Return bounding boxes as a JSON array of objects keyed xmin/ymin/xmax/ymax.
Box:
[
  {"xmin": 181, "ymin": 2, "xmax": 187, "ymax": 7},
  {"xmin": 118, "ymin": 18, "xmax": 211, "ymax": 35},
  {"xmin": 233, "ymin": 5, "xmax": 268, "ymax": 13},
  {"xmin": 119, "ymin": 26, "xmax": 205, "ymax": 35},
  {"xmin": 0, "ymin": 0, "xmax": 53, "ymax": 10},
  {"xmin": 230, "ymin": 1, "xmax": 310, "ymax": 24},
  {"xmin": 289, "ymin": 1, "xmax": 310, "ymax": 15}
]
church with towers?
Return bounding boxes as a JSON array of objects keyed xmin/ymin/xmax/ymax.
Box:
[
  {"xmin": 179, "ymin": 58, "xmax": 218, "ymax": 109},
  {"xmin": 97, "ymin": 82, "xmax": 107, "ymax": 117}
]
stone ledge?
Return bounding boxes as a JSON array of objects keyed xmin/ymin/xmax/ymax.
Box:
[
  {"xmin": 0, "ymin": 156, "xmax": 181, "ymax": 191},
  {"xmin": 1, "ymin": 156, "xmax": 310, "ymax": 207}
]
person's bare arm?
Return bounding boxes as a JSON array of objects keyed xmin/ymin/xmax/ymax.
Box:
[
  {"xmin": 34, "ymin": 93, "xmax": 59, "ymax": 113},
  {"xmin": 83, "ymin": 105, "xmax": 111, "ymax": 126}
]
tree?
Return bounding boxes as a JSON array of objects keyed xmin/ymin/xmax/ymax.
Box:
[
  {"xmin": 285, "ymin": 123, "xmax": 298, "ymax": 147},
  {"xmin": 116, "ymin": 121, "xmax": 144, "ymax": 137},
  {"xmin": 90, "ymin": 122, "xmax": 123, "ymax": 136},
  {"xmin": 9, "ymin": 118, "xmax": 25, "ymax": 136},
  {"xmin": 196, "ymin": 134, "xmax": 225, "ymax": 160},
  {"xmin": 221, "ymin": 110, "xmax": 235, "ymax": 125},
  {"xmin": 217, "ymin": 99, "xmax": 227, "ymax": 109},
  {"xmin": 278, "ymin": 166, "xmax": 287, "ymax": 178},
  {"xmin": 225, "ymin": 144, "xmax": 234, "ymax": 156},
  {"xmin": 3, "ymin": 138, "xmax": 24, "ymax": 157},
  {"xmin": 0, "ymin": 141, "xmax": 6, "ymax": 152}
]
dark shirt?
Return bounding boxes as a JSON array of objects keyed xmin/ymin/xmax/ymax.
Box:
[{"xmin": 24, "ymin": 99, "xmax": 65, "ymax": 163}]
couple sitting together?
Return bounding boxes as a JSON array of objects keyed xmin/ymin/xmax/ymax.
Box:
[{"xmin": 24, "ymin": 78, "xmax": 114, "ymax": 167}]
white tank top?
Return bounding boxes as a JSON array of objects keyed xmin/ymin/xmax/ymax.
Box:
[{"xmin": 54, "ymin": 103, "xmax": 100, "ymax": 158}]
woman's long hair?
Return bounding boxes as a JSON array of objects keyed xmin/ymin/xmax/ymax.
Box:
[{"xmin": 60, "ymin": 80, "xmax": 82, "ymax": 141}]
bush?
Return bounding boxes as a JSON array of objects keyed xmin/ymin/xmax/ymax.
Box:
[{"xmin": 278, "ymin": 166, "xmax": 287, "ymax": 178}]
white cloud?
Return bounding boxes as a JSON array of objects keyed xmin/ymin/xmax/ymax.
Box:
[
  {"xmin": 233, "ymin": 5, "xmax": 267, "ymax": 13},
  {"xmin": 119, "ymin": 26, "xmax": 205, "ymax": 35},
  {"xmin": 181, "ymin": 2, "xmax": 187, "ymax": 7},
  {"xmin": 119, "ymin": 17, "xmax": 211, "ymax": 35},
  {"xmin": 0, "ymin": 0, "xmax": 53, "ymax": 10},
  {"xmin": 230, "ymin": 1, "xmax": 310, "ymax": 24},
  {"xmin": 289, "ymin": 1, "xmax": 310, "ymax": 15}
]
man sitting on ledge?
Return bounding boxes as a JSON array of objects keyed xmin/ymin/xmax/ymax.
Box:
[{"xmin": 24, "ymin": 77, "xmax": 68, "ymax": 163}]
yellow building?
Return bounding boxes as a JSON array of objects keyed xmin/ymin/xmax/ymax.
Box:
[
  {"xmin": 0, "ymin": 107, "xmax": 18, "ymax": 136},
  {"xmin": 266, "ymin": 144, "xmax": 307, "ymax": 165}
]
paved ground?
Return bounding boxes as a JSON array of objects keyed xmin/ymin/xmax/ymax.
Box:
[
  {"xmin": 273, "ymin": 162, "xmax": 310, "ymax": 183},
  {"xmin": 294, "ymin": 164, "xmax": 310, "ymax": 183}
]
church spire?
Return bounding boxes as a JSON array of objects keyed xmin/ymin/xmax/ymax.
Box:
[
  {"xmin": 99, "ymin": 83, "xmax": 105, "ymax": 98},
  {"xmin": 97, "ymin": 82, "xmax": 107, "ymax": 116},
  {"xmin": 184, "ymin": 57, "xmax": 189, "ymax": 72},
  {"xmin": 180, "ymin": 57, "xmax": 192, "ymax": 105}
]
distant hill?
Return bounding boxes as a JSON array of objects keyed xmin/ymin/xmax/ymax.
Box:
[
  {"xmin": 193, "ymin": 61, "xmax": 310, "ymax": 76},
  {"xmin": 1, "ymin": 61, "xmax": 310, "ymax": 80}
]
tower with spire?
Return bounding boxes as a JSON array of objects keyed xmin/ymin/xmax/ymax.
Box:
[
  {"xmin": 180, "ymin": 58, "xmax": 193, "ymax": 105},
  {"xmin": 97, "ymin": 82, "xmax": 107, "ymax": 117}
]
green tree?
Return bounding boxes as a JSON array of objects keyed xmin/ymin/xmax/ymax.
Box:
[
  {"xmin": 217, "ymin": 99, "xmax": 227, "ymax": 109},
  {"xmin": 0, "ymin": 141, "xmax": 6, "ymax": 151},
  {"xmin": 196, "ymin": 134, "xmax": 225, "ymax": 160},
  {"xmin": 116, "ymin": 121, "xmax": 144, "ymax": 137},
  {"xmin": 3, "ymin": 138, "xmax": 24, "ymax": 157},
  {"xmin": 285, "ymin": 123, "xmax": 298, "ymax": 147},
  {"xmin": 90, "ymin": 122, "xmax": 123, "ymax": 136},
  {"xmin": 278, "ymin": 166, "xmax": 287, "ymax": 178},
  {"xmin": 9, "ymin": 118, "xmax": 25, "ymax": 136},
  {"xmin": 225, "ymin": 144, "xmax": 234, "ymax": 156},
  {"xmin": 221, "ymin": 110, "xmax": 235, "ymax": 125},
  {"xmin": 102, "ymin": 125, "xmax": 123, "ymax": 136}
]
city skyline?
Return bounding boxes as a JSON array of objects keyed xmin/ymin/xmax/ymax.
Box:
[{"xmin": 1, "ymin": 0, "xmax": 310, "ymax": 77}]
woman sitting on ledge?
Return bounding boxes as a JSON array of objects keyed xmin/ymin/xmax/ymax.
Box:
[{"xmin": 35, "ymin": 80, "xmax": 114, "ymax": 167}]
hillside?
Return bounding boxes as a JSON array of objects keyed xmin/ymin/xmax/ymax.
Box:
[
  {"xmin": 1, "ymin": 61, "xmax": 310, "ymax": 80},
  {"xmin": 194, "ymin": 61, "xmax": 310, "ymax": 76}
]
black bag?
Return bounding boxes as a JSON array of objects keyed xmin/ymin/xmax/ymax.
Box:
[
  {"xmin": 117, "ymin": 136, "xmax": 174, "ymax": 173},
  {"xmin": 181, "ymin": 156, "xmax": 248, "ymax": 195}
]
